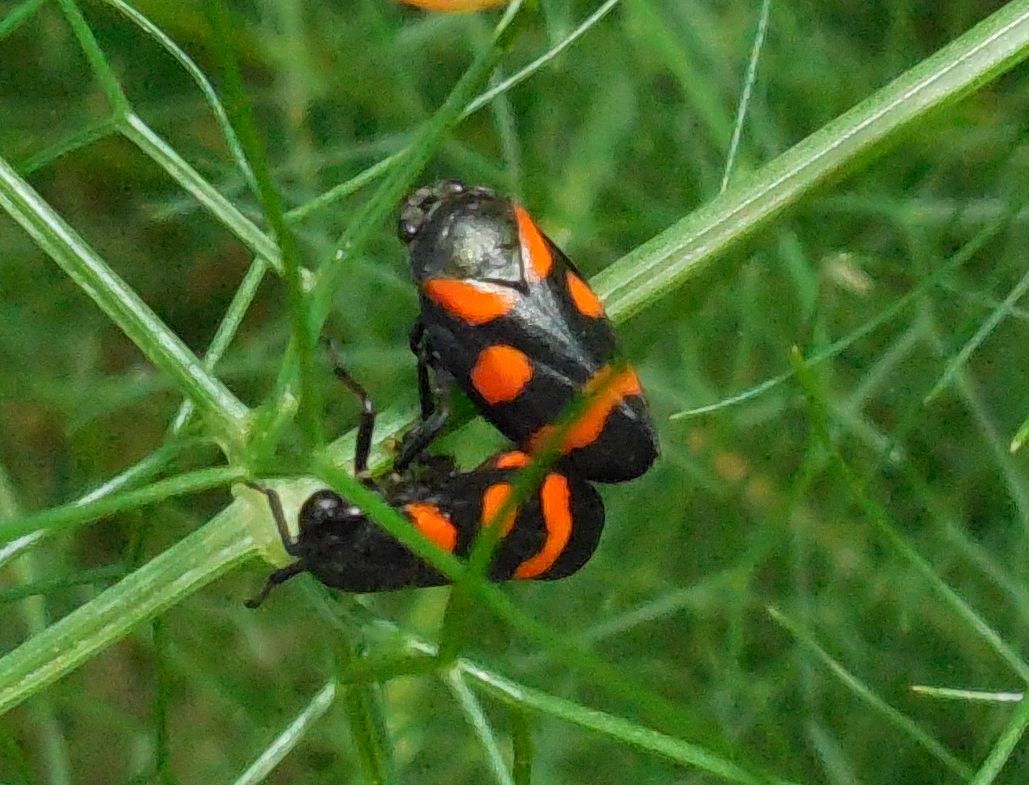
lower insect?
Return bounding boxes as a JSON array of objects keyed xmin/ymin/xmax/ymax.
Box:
[{"xmin": 246, "ymin": 359, "xmax": 605, "ymax": 606}]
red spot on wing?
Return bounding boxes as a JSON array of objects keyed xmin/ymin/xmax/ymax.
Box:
[
  {"xmin": 481, "ymin": 482, "xmax": 517, "ymax": 535},
  {"xmin": 515, "ymin": 474, "xmax": 573, "ymax": 578},
  {"xmin": 405, "ymin": 503, "xmax": 458, "ymax": 552},
  {"xmin": 424, "ymin": 279, "xmax": 515, "ymax": 325},
  {"xmin": 528, "ymin": 366, "xmax": 643, "ymax": 455},
  {"xmin": 470, "ymin": 345, "xmax": 533, "ymax": 404},
  {"xmin": 566, "ymin": 270, "xmax": 605, "ymax": 318},
  {"xmin": 491, "ymin": 451, "xmax": 531, "ymax": 469},
  {"xmin": 514, "ymin": 205, "xmax": 553, "ymax": 280}
]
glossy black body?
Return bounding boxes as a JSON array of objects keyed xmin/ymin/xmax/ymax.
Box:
[
  {"xmin": 399, "ymin": 181, "xmax": 658, "ymax": 483},
  {"xmin": 284, "ymin": 464, "xmax": 605, "ymax": 593}
]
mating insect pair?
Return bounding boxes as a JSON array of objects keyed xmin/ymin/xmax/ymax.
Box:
[{"xmin": 248, "ymin": 182, "xmax": 658, "ymax": 603}]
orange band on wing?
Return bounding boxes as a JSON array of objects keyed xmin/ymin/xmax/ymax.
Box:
[
  {"xmin": 491, "ymin": 451, "xmax": 531, "ymax": 469},
  {"xmin": 471, "ymin": 344, "xmax": 533, "ymax": 404},
  {"xmin": 405, "ymin": 503, "xmax": 458, "ymax": 552},
  {"xmin": 514, "ymin": 205, "xmax": 553, "ymax": 279},
  {"xmin": 481, "ymin": 482, "xmax": 517, "ymax": 535},
  {"xmin": 515, "ymin": 474, "xmax": 573, "ymax": 578},
  {"xmin": 566, "ymin": 270, "xmax": 605, "ymax": 318},
  {"xmin": 424, "ymin": 278, "xmax": 516, "ymax": 325},
  {"xmin": 529, "ymin": 366, "xmax": 643, "ymax": 455}
]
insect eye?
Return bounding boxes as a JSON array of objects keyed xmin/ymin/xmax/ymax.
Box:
[
  {"xmin": 438, "ymin": 179, "xmax": 465, "ymax": 196},
  {"xmin": 398, "ymin": 211, "xmax": 423, "ymax": 243},
  {"xmin": 399, "ymin": 181, "xmax": 469, "ymax": 243},
  {"xmin": 299, "ymin": 490, "xmax": 352, "ymax": 532}
]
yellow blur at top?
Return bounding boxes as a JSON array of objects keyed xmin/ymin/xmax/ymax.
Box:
[{"xmin": 399, "ymin": 0, "xmax": 509, "ymax": 11}]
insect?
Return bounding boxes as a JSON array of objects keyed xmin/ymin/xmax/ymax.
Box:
[
  {"xmin": 246, "ymin": 364, "xmax": 604, "ymax": 606},
  {"xmin": 397, "ymin": 180, "xmax": 658, "ymax": 483}
]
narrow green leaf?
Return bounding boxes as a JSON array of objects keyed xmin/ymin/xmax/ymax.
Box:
[
  {"xmin": 671, "ymin": 214, "xmax": 1006, "ymax": 418},
  {"xmin": 168, "ymin": 258, "xmax": 270, "ymax": 434},
  {"xmin": 286, "ymin": 0, "xmax": 621, "ymax": 224},
  {"xmin": 0, "ymin": 0, "xmax": 45, "ymax": 41},
  {"xmin": 925, "ymin": 262, "xmax": 1029, "ymax": 402},
  {"xmin": 769, "ymin": 607, "xmax": 973, "ymax": 780},
  {"xmin": 205, "ymin": 0, "xmax": 321, "ymax": 446},
  {"xmin": 0, "ymin": 155, "xmax": 250, "ymax": 441},
  {"xmin": 98, "ymin": 0, "xmax": 258, "ymax": 197},
  {"xmin": 510, "ymin": 707, "xmax": 533, "ymax": 785},
  {"xmin": 120, "ymin": 114, "xmax": 282, "ymax": 271},
  {"xmin": 464, "ymin": 659, "xmax": 799, "ymax": 785},
  {"xmin": 0, "ymin": 503, "xmax": 258, "ymax": 716},
  {"xmin": 18, "ymin": 116, "xmax": 120, "ymax": 174},
  {"xmin": 0, "ymin": 466, "xmax": 244, "ymax": 545},
  {"xmin": 54, "ymin": 0, "xmax": 130, "ymax": 116},
  {"xmin": 446, "ymin": 670, "xmax": 515, "ymax": 785},
  {"xmin": 790, "ymin": 346, "xmax": 1029, "ymax": 683},
  {"xmin": 230, "ymin": 682, "xmax": 337, "ymax": 785},
  {"xmin": 911, "ymin": 686, "xmax": 1023, "ymax": 703},
  {"xmin": 594, "ymin": 3, "xmax": 1029, "ymax": 322},
  {"xmin": 1012, "ymin": 417, "xmax": 1029, "ymax": 452},
  {"xmin": 969, "ymin": 694, "xmax": 1029, "ymax": 785}
]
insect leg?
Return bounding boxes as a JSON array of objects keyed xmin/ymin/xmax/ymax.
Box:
[
  {"xmin": 244, "ymin": 561, "xmax": 305, "ymax": 608},
  {"xmin": 410, "ymin": 320, "xmax": 435, "ymax": 420},
  {"xmin": 246, "ymin": 481, "xmax": 299, "ymax": 554},
  {"xmin": 326, "ymin": 340, "xmax": 376, "ymax": 477},
  {"xmin": 392, "ymin": 402, "xmax": 450, "ymax": 473},
  {"xmin": 393, "ymin": 321, "xmax": 454, "ymax": 472}
]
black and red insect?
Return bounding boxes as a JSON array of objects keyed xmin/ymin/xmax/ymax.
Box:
[
  {"xmin": 397, "ymin": 181, "xmax": 658, "ymax": 483},
  {"xmin": 246, "ymin": 365, "xmax": 604, "ymax": 605}
]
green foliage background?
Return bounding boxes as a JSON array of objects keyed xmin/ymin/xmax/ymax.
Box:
[{"xmin": 1, "ymin": 1, "xmax": 1028, "ymax": 783}]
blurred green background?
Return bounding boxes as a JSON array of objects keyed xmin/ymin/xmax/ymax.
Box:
[{"xmin": 1, "ymin": 1, "xmax": 1028, "ymax": 783}]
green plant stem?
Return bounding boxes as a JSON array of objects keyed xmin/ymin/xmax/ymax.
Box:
[
  {"xmin": 768, "ymin": 607, "xmax": 972, "ymax": 779},
  {"xmin": 1012, "ymin": 417, "xmax": 1029, "ymax": 453},
  {"xmin": 0, "ymin": 0, "xmax": 45, "ymax": 40},
  {"xmin": 99, "ymin": 0, "xmax": 258, "ymax": 197},
  {"xmin": 206, "ymin": 0, "xmax": 322, "ymax": 446},
  {"xmin": 0, "ymin": 566, "xmax": 127, "ymax": 604},
  {"xmin": 340, "ymin": 671, "xmax": 397, "ymax": 785},
  {"xmin": 466, "ymin": 661, "xmax": 798, "ymax": 785},
  {"xmin": 510, "ymin": 707, "xmax": 533, "ymax": 785},
  {"xmin": 969, "ymin": 693, "xmax": 1029, "ymax": 785},
  {"xmin": 671, "ymin": 205, "xmax": 1008, "ymax": 419},
  {"xmin": 790, "ymin": 346, "xmax": 1029, "ymax": 683},
  {"xmin": 284, "ymin": 0, "xmax": 619, "ymax": 224},
  {"xmin": 0, "ymin": 466, "xmax": 245, "ymax": 545},
  {"xmin": 0, "ymin": 155, "xmax": 250, "ymax": 444},
  {"xmin": 461, "ymin": 0, "xmax": 620, "ymax": 119},
  {"xmin": 56, "ymin": 0, "xmax": 278, "ymax": 269},
  {"xmin": 0, "ymin": 440, "xmax": 201, "ymax": 569},
  {"xmin": 0, "ymin": 466, "xmax": 73, "ymax": 785},
  {"xmin": 0, "ymin": 503, "xmax": 258, "ymax": 716},
  {"xmin": 267, "ymin": 2, "xmax": 520, "ymax": 429},
  {"xmin": 594, "ymin": 1, "xmax": 1029, "ymax": 322},
  {"xmin": 169, "ymin": 258, "xmax": 270, "ymax": 434},
  {"xmin": 925, "ymin": 262, "xmax": 1029, "ymax": 402},
  {"xmin": 54, "ymin": 0, "xmax": 130, "ymax": 115},
  {"xmin": 306, "ymin": 3, "xmax": 519, "ymax": 332},
  {"xmin": 18, "ymin": 117, "xmax": 121, "ymax": 174},
  {"xmin": 445, "ymin": 670, "xmax": 514, "ymax": 785},
  {"xmin": 327, "ymin": 604, "xmax": 800, "ymax": 785},
  {"xmin": 120, "ymin": 114, "xmax": 282, "ymax": 271},
  {"xmin": 229, "ymin": 682, "xmax": 337, "ymax": 785}
]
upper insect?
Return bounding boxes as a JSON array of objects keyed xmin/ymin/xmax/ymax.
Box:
[{"xmin": 398, "ymin": 180, "xmax": 658, "ymax": 483}]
